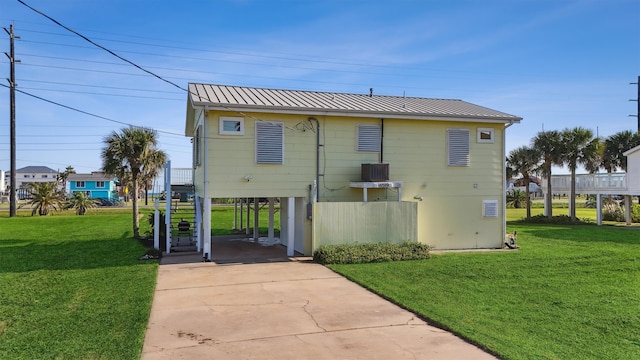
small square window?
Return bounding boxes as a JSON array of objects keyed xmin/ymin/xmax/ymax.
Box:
[
  {"xmin": 477, "ymin": 128, "xmax": 494, "ymax": 143},
  {"xmin": 77, "ymin": 181, "xmax": 85, "ymax": 188},
  {"xmin": 96, "ymin": 181, "xmax": 105, "ymax": 188},
  {"xmin": 219, "ymin": 116, "xmax": 244, "ymax": 135}
]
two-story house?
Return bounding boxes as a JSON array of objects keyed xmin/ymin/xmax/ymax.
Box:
[{"xmin": 67, "ymin": 172, "xmax": 118, "ymax": 201}]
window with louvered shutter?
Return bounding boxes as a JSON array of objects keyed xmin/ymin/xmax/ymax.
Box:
[
  {"xmin": 357, "ymin": 124, "xmax": 381, "ymax": 152},
  {"xmin": 447, "ymin": 128, "xmax": 470, "ymax": 166},
  {"xmin": 256, "ymin": 122, "xmax": 284, "ymax": 164}
]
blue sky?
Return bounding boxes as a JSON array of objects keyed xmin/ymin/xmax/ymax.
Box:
[{"xmin": 1, "ymin": 0, "xmax": 638, "ymax": 175}]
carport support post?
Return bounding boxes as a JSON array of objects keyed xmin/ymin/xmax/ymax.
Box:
[
  {"xmin": 203, "ymin": 198, "xmax": 212, "ymax": 260},
  {"xmin": 246, "ymin": 198, "xmax": 251, "ymax": 236},
  {"xmin": 268, "ymin": 197, "xmax": 275, "ymax": 241},
  {"xmin": 287, "ymin": 197, "xmax": 295, "ymax": 256},
  {"xmin": 253, "ymin": 197, "xmax": 259, "ymax": 242}
]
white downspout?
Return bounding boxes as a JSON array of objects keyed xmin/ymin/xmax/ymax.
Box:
[
  {"xmin": 503, "ymin": 121, "xmax": 515, "ymax": 245},
  {"xmin": 203, "ymin": 106, "xmax": 212, "ymax": 261}
]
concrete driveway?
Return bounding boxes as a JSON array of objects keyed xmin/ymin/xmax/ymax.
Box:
[{"xmin": 141, "ymin": 250, "xmax": 496, "ymax": 359}]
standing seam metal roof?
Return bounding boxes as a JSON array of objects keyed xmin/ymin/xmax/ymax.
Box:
[{"xmin": 188, "ymin": 83, "xmax": 522, "ymax": 122}]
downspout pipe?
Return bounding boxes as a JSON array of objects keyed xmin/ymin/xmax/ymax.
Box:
[
  {"xmin": 309, "ymin": 117, "xmax": 320, "ymax": 202},
  {"xmin": 380, "ymin": 118, "xmax": 384, "ymax": 163},
  {"xmin": 203, "ymin": 105, "xmax": 211, "ymax": 260},
  {"xmin": 503, "ymin": 120, "xmax": 515, "ymax": 245}
]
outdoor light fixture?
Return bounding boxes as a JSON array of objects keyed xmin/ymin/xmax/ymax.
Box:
[{"xmin": 244, "ymin": 175, "xmax": 252, "ymax": 182}]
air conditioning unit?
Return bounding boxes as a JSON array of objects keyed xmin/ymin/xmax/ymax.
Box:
[{"xmin": 361, "ymin": 163, "xmax": 389, "ymax": 182}]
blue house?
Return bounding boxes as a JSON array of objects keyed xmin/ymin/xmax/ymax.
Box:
[{"xmin": 67, "ymin": 172, "xmax": 118, "ymax": 200}]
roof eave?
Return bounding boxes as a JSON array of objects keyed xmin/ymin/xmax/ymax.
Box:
[{"xmin": 192, "ymin": 102, "xmax": 522, "ymax": 124}]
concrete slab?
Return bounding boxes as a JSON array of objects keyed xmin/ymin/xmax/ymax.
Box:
[{"xmin": 142, "ymin": 258, "xmax": 497, "ymax": 359}]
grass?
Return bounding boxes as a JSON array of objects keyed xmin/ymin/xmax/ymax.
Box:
[
  {"xmin": 0, "ymin": 210, "xmax": 157, "ymax": 360},
  {"xmin": 329, "ymin": 223, "xmax": 640, "ymax": 359},
  {"xmin": 1, "ymin": 205, "xmax": 638, "ymax": 359}
]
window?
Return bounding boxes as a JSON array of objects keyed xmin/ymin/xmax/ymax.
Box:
[
  {"xmin": 194, "ymin": 125, "xmax": 202, "ymax": 166},
  {"xmin": 23, "ymin": 175, "xmax": 30, "ymax": 178},
  {"xmin": 96, "ymin": 181, "xmax": 105, "ymax": 188},
  {"xmin": 219, "ymin": 116, "xmax": 244, "ymax": 135},
  {"xmin": 256, "ymin": 122, "xmax": 283, "ymax": 164},
  {"xmin": 477, "ymin": 128, "xmax": 495, "ymax": 143},
  {"xmin": 357, "ymin": 124, "xmax": 381, "ymax": 152},
  {"xmin": 42, "ymin": 175, "xmax": 48, "ymax": 178},
  {"xmin": 447, "ymin": 128, "xmax": 470, "ymax": 167},
  {"xmin": 76, "ymin": 181, "xmax": 85, "ymax": 188}
]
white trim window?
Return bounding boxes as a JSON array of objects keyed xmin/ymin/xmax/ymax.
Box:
[
  {"xmin": 447, "ymin": 128, "xmax": 470, "ymax": 167},
  {"xmin": 256, "ymin": 122, "xmax": 284, "ymax": 164},
  {"xmin": 76, "ymin": 181, "xmax": 86, "ymax": 188},
  {"xmin": 219, "ymin": 116, "xmax": 244, "ymax": 135},
  {"xmin": 477, "ymin": 128, "xmax": 495, "ymax": 143},
  {"xmin": 357, "ymin": 124, "xmax": 381, "ymax": 152},
  {"xmin": 96, "ymin": 181, "xmax": 105, "ymax": 188}
]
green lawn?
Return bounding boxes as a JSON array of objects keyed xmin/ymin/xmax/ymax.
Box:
[
  {"xmin": 0, "ymin": 210, "xmax": 157, "ymax": 360},
  {"xmin": 2, "ymin": 206, "xmax": 638, "ymax": 359},
  {"xmin": 329, "ymin": 223, "xmax": 640, "ymax": 359}
]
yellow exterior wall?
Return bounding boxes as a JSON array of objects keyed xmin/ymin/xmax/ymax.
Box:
[
  {"xmin": 191, "ymin": 109, "xmax": 506, "ymax": 250},
  {"xmin": 383, "ymin": 119, "xmax": 504, "ymax": 249}
]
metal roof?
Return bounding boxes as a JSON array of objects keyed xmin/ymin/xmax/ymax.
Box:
[
  {"xmin": 187, "ymin": 83, "xmax": 522, "ymax": 123},
  {"xmin": 15, "ymin": 166, "xmax": 58, "ymax": 174},
  {"xmin": 68, "ymin": 172, "xmax": 115, "ymax": 181}
]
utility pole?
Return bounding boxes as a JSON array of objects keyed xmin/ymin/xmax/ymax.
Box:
[
  {"xmin": 4, "ymin": 24, "xmax": 20, "ymax": 217},
  {"xmin": 631, "ymin": 75, "xmax": 640, "ymax": 133}
]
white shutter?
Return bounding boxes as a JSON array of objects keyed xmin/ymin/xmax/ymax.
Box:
[
  {"xmin": 357, "ymin": 124, "xmax": 381, "ymax": 152},
  {"xmin": 448, "ymin": 128, "xmax": 470, "ymax": 166},
  {"xmin": 256, "ymin": 122, "xmax": 284, "ymax": 164}
]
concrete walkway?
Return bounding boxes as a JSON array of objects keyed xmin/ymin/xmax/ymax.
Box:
[{"xmin": 141, "ymin": 252, "xmax": 497, "ymax": 360}]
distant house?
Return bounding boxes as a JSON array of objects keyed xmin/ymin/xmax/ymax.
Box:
[
  {"xmin": 185, "ymin": 84, "xmax": 522, "ymax": 258},
  {"xmin": 4, "ymin": 166, "xmax": 59, "ymax": 199},
  {"xmin": 67, "ymin": 172, "xmax": 118, "ymax": 200},
  {"xmin": 623, "ymin": 144, "xmax": 640, "ymax": 196},
  {"xmin": 6, "ymin": 166, "xmax": 58, "ymax": 188}
]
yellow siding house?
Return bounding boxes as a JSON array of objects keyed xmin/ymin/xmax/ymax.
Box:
[{"xmin": 185, "ymin": 84, "xmax": 521, "ymax": 259}]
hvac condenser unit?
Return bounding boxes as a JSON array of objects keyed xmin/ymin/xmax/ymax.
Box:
[{"xmin": 361, "ymin": 163, "xmax": 389, "ymax": 182}]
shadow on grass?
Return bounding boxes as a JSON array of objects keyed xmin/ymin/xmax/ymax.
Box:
[{"xmin": 0, "ymin": 232, "xmax": 151, "ymax": 273}]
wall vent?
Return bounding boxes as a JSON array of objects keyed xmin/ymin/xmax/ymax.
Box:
[{"xmin": 482, "ymin": 200, "xmax": 499, "ymax": 218}]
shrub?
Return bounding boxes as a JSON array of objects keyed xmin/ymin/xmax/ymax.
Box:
[
  {"xmin": 313, "ymin": 241, "xmax": 430, "ymax": 265},
  {"xmin": 515, "ymin": 214, "xmax": 594, "ymax": 225},
  {"xmin": 604, "ymin": 203, "xmax": 640, "ymax": 223}
]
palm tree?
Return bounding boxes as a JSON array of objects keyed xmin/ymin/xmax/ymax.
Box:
[
  {"xmin": 102, "ymin": 126, "xmax": 167, "ymax": 238},
  {"xmin": 57, "ymin": 165, "xmax": 76, "ymax": 190},
  {"xmin": 506, "ymin": 189, "xmax": 527, "ymax": 209},
  {"xmin": 25, "ymin": 182, "xmax": 65, "ymax": 216},
  {"xmin": 559, "ymin": 127, "xmax": 598, "ymax": 221},
  {"xmin": 507, "ymin": 146, "xmax": 539, "ymax": 219},
  {"xmin": 603, "ymin": 130, "xmax": 640, "ymax": 172},
  {"xmin": 66, "ymin": 191, "xmax": 98, "ymax": 215},
  {"xmin": 532, "ymin": 130, "xmax": 563, "ymax": 218}
]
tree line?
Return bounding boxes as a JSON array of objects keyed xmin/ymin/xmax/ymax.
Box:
[{"xmin": 507, "ymin": 128, "xmax": 640, "ymax": 221}]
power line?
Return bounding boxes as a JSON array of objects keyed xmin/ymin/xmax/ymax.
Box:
[
  {"xmin": 0, "ymin": 83, "xmax": 186, "ymax": 138},
  {"xmin": 17, "ymin": 0, "xmax": 189, "ymax": 92}
]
